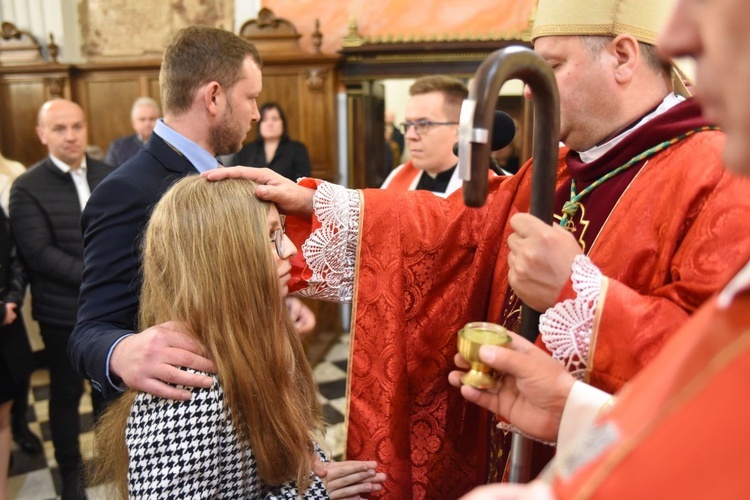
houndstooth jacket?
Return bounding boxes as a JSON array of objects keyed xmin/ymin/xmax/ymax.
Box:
[{"xmin": 126, "ymin": 372, "xmax": 330, "ymax": 499}]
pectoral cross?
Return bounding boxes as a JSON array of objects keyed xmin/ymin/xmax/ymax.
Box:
[{"xmin": 554, "ymin": 201, "xmax": 590, "ymax": 252}]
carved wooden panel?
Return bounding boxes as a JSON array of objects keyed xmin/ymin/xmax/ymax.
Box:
[
  {"xmin": 78, "ymin": 79, "xmax": 141, "ymax": 151},
  {"xmin": 345, "ymin": 80, "xmax": 385, "ymax": 188},
  {"xmin": 243, "ymin": 64, "xmax": 339, "ymax": 183},
  {"xmin": 0, "ymin": 81, "xmax": 46, "ymax": 166},
  {"xmin": 298, "ymin": 68, "xmax": 338, "ymax": 181},
  {"xmin": 0, "ymin": 67, "xmax": 72, "ymax": 167},
  {"xmin": 0, "ymin": 55, "xmax": 338, "ymax": 181},
  {"xmin": 0, "ymin": 21, "xmax": 44, "ymax": 65},
  {"xmin": 239, "ymin": 7, "xmax": 302, "ymax": 55},
  {"xmin": 238, "ymin": 7, "xmax": 341, "ymax": 184},
  {"xmin": 71, "ymin": 62, "xmax": 162, "ymax": 155},
  {"xmin": 148, "ymin": 78, "xmax": 160, "ymax": 103},
  {"xmin": 0, "ymin": 61, "xmax": 161, "ymax": 166}
]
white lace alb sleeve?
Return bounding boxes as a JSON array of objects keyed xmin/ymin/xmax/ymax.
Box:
[
  {"xmin": 298, "ymin": 181, "xmax": 360, "ymax": 303},
  {"xmin": 539, "ymin": 255, "xmax": 603, "ymax": 380}
]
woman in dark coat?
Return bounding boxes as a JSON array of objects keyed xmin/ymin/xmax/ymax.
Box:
[
  {"xmin": 227, "ymin": 102, "xmax": 312, "ymax": 181},
  {"xmin": 0, "ymin": 208, "xmax": 35, "ymax": 486}
]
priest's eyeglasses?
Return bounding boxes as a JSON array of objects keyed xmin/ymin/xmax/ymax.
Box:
[
  {"xmin": 270, "ymin": 226, "xmax": 286, "ymax": 258},
  {"xmin": 400, "ymin": 119, "xmax": 459, "ymax": 135}
]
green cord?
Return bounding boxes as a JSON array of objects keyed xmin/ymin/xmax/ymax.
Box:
[{"xmin": 559, "ymin": 125, "xmax": 719, "ymax": 227}]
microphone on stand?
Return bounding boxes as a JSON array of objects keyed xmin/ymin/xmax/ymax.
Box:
[{"xmin": 453, "ymin": 110, "xmax": 516, "ymax": 175}]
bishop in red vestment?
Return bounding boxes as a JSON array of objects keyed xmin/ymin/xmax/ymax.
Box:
[{"xmin": 283, "ymin": 97, "xmax": 750, "ymax": 497}]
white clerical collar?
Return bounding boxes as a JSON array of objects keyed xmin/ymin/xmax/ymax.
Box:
[
  {"xmin": 717, "ymin": 260, "xmax": 750, "ymax": 309},
  {"xmin": 579, "ymin": 93, "xmax": 685, "ymax": 164},
  {"xmin": 49, "ymin": 154, "xmax": 87, "ymax": 174}
]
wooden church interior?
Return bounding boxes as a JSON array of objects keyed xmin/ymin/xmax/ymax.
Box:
[
  {"xmin": 0, "ymin": 3, "xmax": 535, "ymax": 350},
  {"xmin": 0, "ymin": 2, "xmax": 720, "ymax": 498}
]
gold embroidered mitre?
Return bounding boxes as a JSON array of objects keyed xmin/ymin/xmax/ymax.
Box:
[
  {"xmin": 531, "ymin": 0, "xmax": 677, "ymax": 45},
  {"xmin": 531, "ymin": 0, "xmax": 690, "ymax": 96}
]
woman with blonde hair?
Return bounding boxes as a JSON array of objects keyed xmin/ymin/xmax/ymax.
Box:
[
  {"xmin": 0, "ymin": 152, "xmax": 25, "ymax": 210},
  {"xmin": 93, "ymin": 176, "xmax": 384, "ymax": 498},
  {"xmin": 1, "ymin": 151, "xmax": 38, "ymax": 499}
]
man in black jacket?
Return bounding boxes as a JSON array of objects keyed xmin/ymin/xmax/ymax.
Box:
[{"xmin": 10, "ymin": 98, "xmax": 112, "ymax": 500}]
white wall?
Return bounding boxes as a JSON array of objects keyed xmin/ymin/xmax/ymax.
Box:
[
  {"xmin": 382, "ymin": 78, "xmax": 414, "ymax": 129},
  {"xmin": 675, "ymin": 57, "xmax": 696, "ymax": 84},
  {"xmin": 234, "ymin": 0, "xmax": 262, "ymax": 32},
  {"xmin": 0, "ymin": 0, "xmax": 71, "ymax": 60}
]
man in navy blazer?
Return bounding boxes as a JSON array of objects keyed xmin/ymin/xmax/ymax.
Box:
[
  {"xmin": 72, "ymin": 25, "xmax": 384, "ymax": 495},
  {"xmin": 70, "ymin": 26, "xmax": 263, "ymax": 400},
  {"xmin": 103, "ymin": 97, "xmax": 160, "ymax": 168}
]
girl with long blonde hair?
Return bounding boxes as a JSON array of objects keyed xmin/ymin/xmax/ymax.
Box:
[{"xmin": 93, "ymin": 176, "xmax": 351, "ymax": 497}]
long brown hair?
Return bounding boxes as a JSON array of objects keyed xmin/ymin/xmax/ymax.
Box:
[{"xmin": 92, "ymin": 176, "xmax": 322, "ymax": 496}]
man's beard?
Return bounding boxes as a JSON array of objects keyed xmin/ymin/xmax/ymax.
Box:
[{"xmin": 210, "ymin": 101, "xmax": 246, "ymax": 156}]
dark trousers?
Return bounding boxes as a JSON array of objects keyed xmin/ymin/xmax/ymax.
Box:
[
  {"xmin": 39, "ymin": 323, "xmax": 84, "ymax": 475},
  {"xmin": 11, "ymin": 373, "xmax": 31, "ymax": 423}
]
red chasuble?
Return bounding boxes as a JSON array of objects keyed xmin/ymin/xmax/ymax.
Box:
[
  {"xmin": 381, "ymin": 160, "xmax": 494, "ymax": 194},
  {"xmin": 551, "ymin": 271, "xmax": 750, "ymax": 498},
  {"xmin": 287, "ymin": 99, "xmax": 750, "ymax": 499},
  {"xmin": 381, "ymin": 161, "xmax": 424, "ymax": 191}
]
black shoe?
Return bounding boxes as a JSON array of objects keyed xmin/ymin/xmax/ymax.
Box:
[{"xmin": 12, "ymin": 422, "xmax": 43, "ymax": 454}]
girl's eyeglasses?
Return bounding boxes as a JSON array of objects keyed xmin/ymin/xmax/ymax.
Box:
[{"xmin": 270, "ymin": 226, "xmax": 285, "ymax": 258}]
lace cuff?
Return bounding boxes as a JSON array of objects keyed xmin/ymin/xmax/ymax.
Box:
[
  {"xmin": 298, "ymin": 182, "xmax": 360, "ymax": 303},
  {"xmin": 496, "ymin": 421, "xmax": 557, "ymax": 447},
  {"xmin": 539, "ymin": 255, "xmax": 603, "ymax": 380}
]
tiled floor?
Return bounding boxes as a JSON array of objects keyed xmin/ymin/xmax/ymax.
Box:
[{"xmin": 6, "ymin": 332, "xmax": 350, "ymax": 499}]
